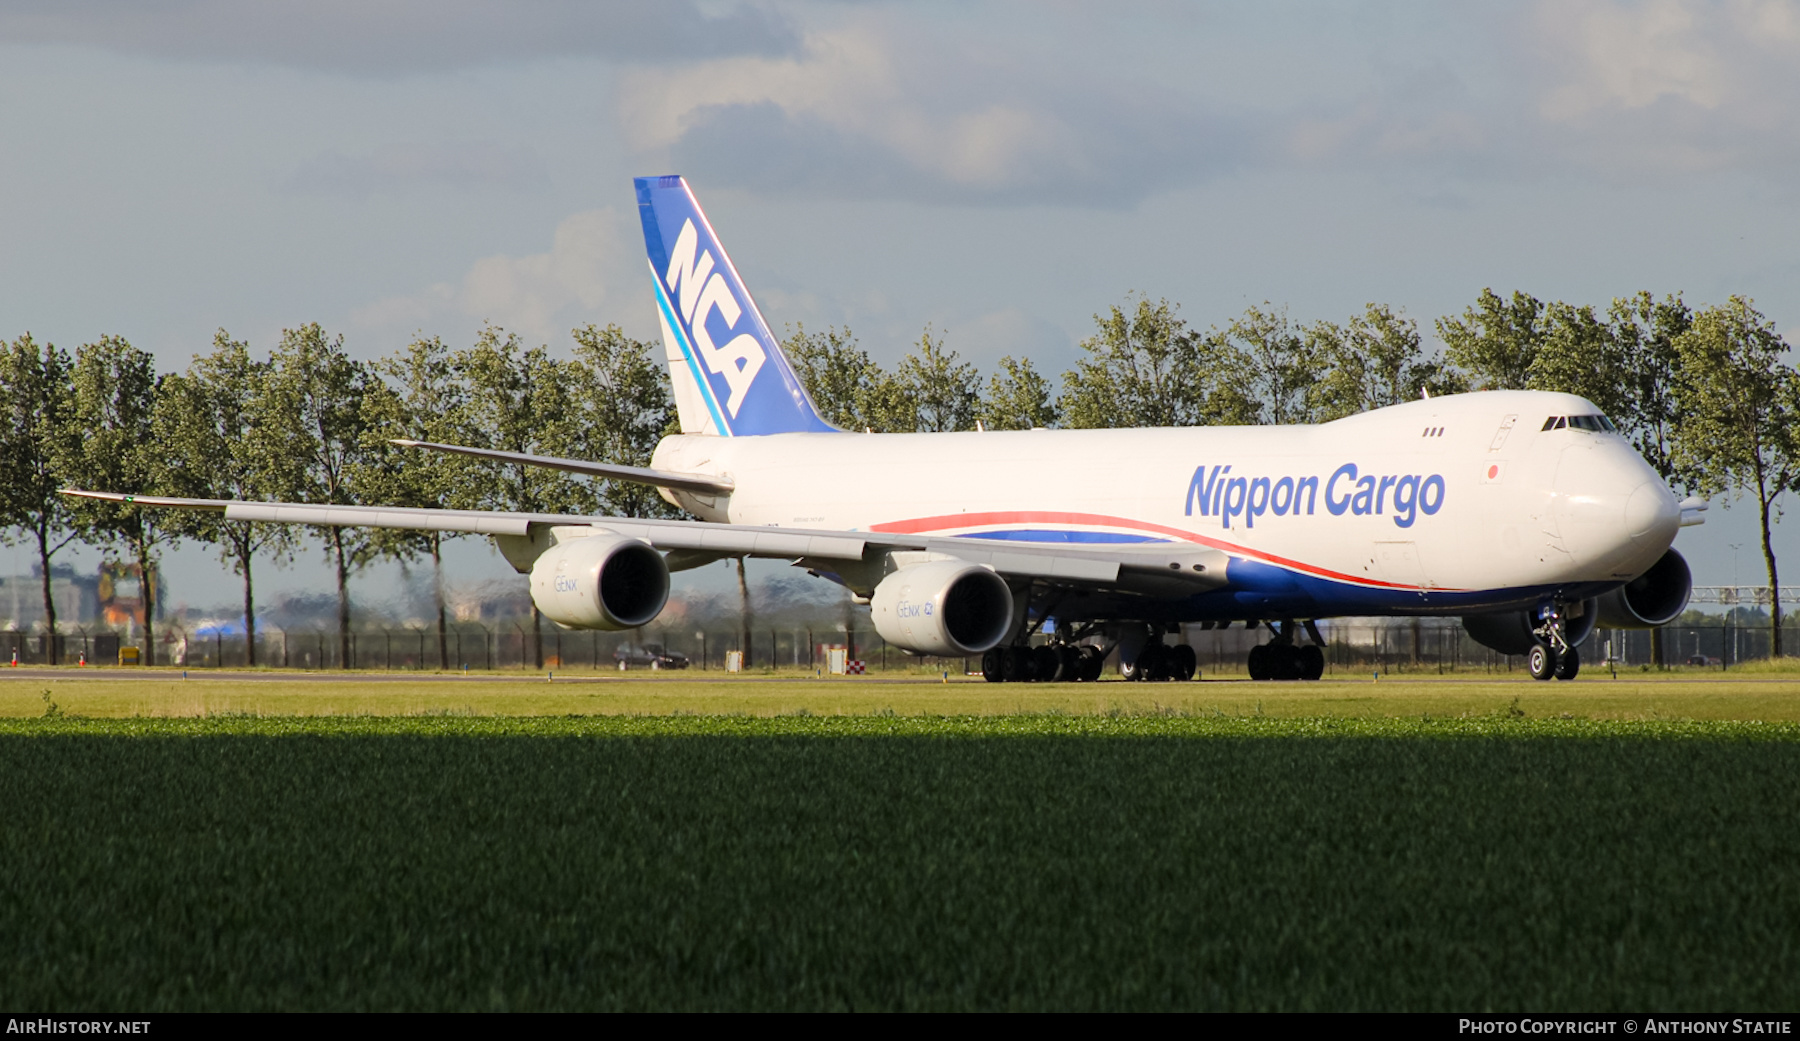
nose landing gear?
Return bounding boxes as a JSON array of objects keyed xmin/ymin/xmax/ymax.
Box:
[{"xmin": 1527, "ymin": 602, "xmax": 1582, "ymax": 681}]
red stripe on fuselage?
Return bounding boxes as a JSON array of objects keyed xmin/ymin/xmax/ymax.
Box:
[{"xmin": 869, "ymin": 510, "xmax": 1449, "ymax": 592}]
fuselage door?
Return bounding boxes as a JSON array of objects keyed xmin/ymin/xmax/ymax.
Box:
[
  {"xmin": 1374, "ymin": 540, "xmax": 1431, "ymax": 595},
  {"xmin": 1489, "ymin": 414, "xmax": 1518, "ymax": 452}
]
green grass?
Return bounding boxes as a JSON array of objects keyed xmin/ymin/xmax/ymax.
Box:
[
  {"xmin": 11, "ymin": 669, "xmax": 1800, "ymax": 721},
  {"xmin": 4, "ymin": 715, "xmax": 1800, "ymax": 1010}
]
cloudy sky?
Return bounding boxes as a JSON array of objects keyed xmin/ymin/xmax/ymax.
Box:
[{"xmin": 4, "ymin": 0, "xmax": 1797, "ymax": 612}]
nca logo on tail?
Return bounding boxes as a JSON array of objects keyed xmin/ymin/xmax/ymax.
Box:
[
  {"xmin": 659, "ymin": 218, "xmax": 765, "ymax": 416},
  {"xmin": 636, "ymin": 175, "xmax": 834, "ymax": 437}
]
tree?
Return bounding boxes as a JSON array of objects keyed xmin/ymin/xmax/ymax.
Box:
[
  {"xmin": 356, "ymin": 335, "xmax": 473, "ymax": 669},
  {"xmin": 58, "ymin": 336, "xmax": 171, "ymax": 665},
  {"xmin": 1526, "ymin": 301, "xmax": 1632, "ymax": 419},
  {"xmin": 453, "ymin": 325, "xmax": 577, "ymax": 668},
  {"xmin": 1059, "ymin": 295, "xmax": 1253, "ymax": 428},
  {"xmin": 893, "ymin": 326, "xmax": 980, "ymax": 433},
  {"xmin": 1216, "ymin": 303, "xmax": 1314, "ymax": 424},
  {"xmin": 549, "ymin": 324, "xmax": 679, "ymax": 518},
  {"xmin": 1672, "ymin": 297, "xmax": 1799, "ymax": 656},
  {"xmin": 251, "ymin": 324, "xmax": 376, "ymax": 669},
  {"xmin": 0, "ymin": 334, "xmax": 77, "ymax": 661},
  {"xmin": 981, "ymin": 355, "xmax": 1059, "ymax": 430},
  {"xmin": 782, "ymin": 324, "xmax": 874, "ymax": 431},
  {"xmin": 157, "ymin": 331, "xmax": 292, "ymax": 666},
  {"xmin": 1438, "ymin": 289, "xmax": 1546, "ymax": 390},
  {"xmin": 736, "ymin": 557, "xmax": 755, "ymax": 669},
  {"xmin": 1607, "ymin": 292, "xmax": 1691, "ymax": 485},
  {"xmin": 1305, "ymin": 304, "xmax": 1455, "ymax": 421}
]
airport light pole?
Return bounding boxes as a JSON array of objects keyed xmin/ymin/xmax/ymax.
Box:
[{"xmin": 1730, "ymin": 543, "xmax": 1743, "ymax": 664}]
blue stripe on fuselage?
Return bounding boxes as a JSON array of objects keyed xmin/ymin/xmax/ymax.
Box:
[
  {"xmin": 1173, "ymin": 558, "xmax": 1621, "ymax": 620},
  {"xmin": 953, "ymin": 530, "xmax": 1169, "ymax": 544}
]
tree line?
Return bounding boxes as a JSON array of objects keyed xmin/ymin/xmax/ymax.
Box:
[
  {"xmin": 0, "ymin": 323, "xmax": 673, "ymax": 667},
  {"xmin": 3, "ymin": 286, "xmax": 1795, "ymax": 664}
]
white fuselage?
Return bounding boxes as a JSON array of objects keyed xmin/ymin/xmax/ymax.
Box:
[{"xmin": 652, "ymin": 390, "xmax": 1680, "ymax": 616}]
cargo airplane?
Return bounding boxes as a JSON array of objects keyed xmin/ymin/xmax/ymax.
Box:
[{"xmin": 68, "ymin": 176, "xmax": 1706, "ymax": 682}]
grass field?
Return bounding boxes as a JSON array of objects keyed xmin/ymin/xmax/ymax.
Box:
[
  {"xmin": 5, "ymin": 665, "xmax": 1800, "ymax": 721},
  {"xmin": 5, "ymin": 669, "xmax": 1800, "ymax": 1011}
]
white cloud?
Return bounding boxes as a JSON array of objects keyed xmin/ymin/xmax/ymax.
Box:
[
  {"xmin": 616, "ymin": 24, "xmax": 1064, "ymax": 190},
  {"xmin": 614, "ymin": 19, "xmax": 1239, "ymax": 205},
  {"xmin": 1530, "ymin": 0, "xmax": 1800, "ymax": 174},
  {"xmin": 1537, "ymin": 0, "xmax": 1726, "ymax": 119},
  {"xmin": 350, "ymin": 207, "xmax": 650, "ymax": 344}
]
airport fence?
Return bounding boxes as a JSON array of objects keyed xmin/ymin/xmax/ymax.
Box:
[{"xmin": 0, "ymin": 620, "xmax": 1779, "ymax": 673}]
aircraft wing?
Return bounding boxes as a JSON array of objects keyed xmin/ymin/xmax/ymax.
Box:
[
  {"xmin": 390, "ymin": 439, "xmax": 735, "ymax": 496},
  {"xmin": 60, "ymin": 490, "xmax": 1228, "ymax": 596}
]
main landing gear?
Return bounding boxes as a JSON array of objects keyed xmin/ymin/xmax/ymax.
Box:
[
  {"xmin": 1527, "ymin": 601, "xmax": 1581, "ymax": 682},
  {"xmin": 981, "ymin": 643, "xmax": 1108, "ymax": 683},
  {"xmin": 1119, "ymin": 640, "xmax": 1198, "ymax": 682},
  {"xmin": 1244, "ymin": 620, "xmax": 1325, "ymax": 682}
]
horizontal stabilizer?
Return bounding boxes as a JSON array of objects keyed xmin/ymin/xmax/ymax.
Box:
[{"xmin": 392, "ymin": 440, "xmax": 735, "ymax": 496}]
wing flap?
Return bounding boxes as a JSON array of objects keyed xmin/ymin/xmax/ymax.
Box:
[{"xmin": 955, "ymin": 547, "xmax": 1119, "ymax": 583}]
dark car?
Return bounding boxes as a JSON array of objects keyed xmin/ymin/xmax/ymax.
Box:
[
  {"xmin": 1685, "ymin": 654, "xmax": 1722, "ymax": 667},
  {"xmin": 613, "ymin": 643, "xmax": 690, "ymax": 670}
]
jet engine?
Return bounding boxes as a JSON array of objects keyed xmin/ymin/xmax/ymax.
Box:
[
  {"xmin": 870, "ymin": 560, "xmax": 1013, "ymax": 656},
  {"xmin": 1462, "ymin": 599, "xmax": 1598, "ymax": 656},
  {"xmin": 528, "ymin": 534, "xmax": 670, "ymax": 630},
  {"xmin": 1594, "ymin": 548, "xmax": 1691, "ymax": 628}
]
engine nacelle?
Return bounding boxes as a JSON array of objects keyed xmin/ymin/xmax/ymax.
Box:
[
  {"xmin": 528, "ymin": 534, "xmax": 670, "ymax": 630},
  {"xmin": 1462, "ymin": 598, "xmax": 1598, "ymax": 656},
  {"xmin": 870, "ymin": 560, "xmax": 1013, "ymax": 656},
  {"xmin": 1595, "ymin": 548, "xmax": 1691, "ymax": 628}
]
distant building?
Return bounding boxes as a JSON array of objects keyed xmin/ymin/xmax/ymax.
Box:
[
  {"xmin": 0, "ymin": 565, "xmax": 96, "ymax": 631},
  {"xmin": 0, "ymin": 560, "xmax": 164, "ymax": 632}
]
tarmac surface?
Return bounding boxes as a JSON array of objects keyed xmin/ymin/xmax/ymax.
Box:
[
  {"xmin": 0, "ymin": 666, "xmax": 1786, "ymax": 684},
  {"xmin": 0, "ymin": 666, "xmax": 965, "ymax": 685}
]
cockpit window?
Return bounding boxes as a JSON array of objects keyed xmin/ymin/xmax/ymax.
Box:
[{"xmin": 1542, "ymin": 414, "xmax": 1616, "ymax": 433}]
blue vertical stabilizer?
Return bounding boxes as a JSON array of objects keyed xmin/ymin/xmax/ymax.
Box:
[{"xmin": 636, "ymin": 175, "xmax": 837, "ymax": 437}]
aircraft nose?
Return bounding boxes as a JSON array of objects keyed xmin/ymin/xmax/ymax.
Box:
[
  {"xmin": 1553, "ymin": 443, "xmax": 1679, "ymax": 575},
  {"xmin": 1624, "ymin": 479, "xmax": 1679, "ymax": 543}
]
